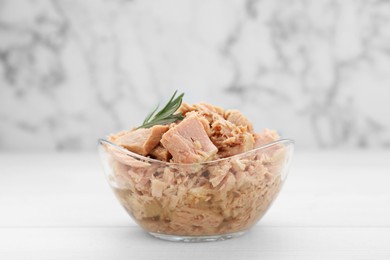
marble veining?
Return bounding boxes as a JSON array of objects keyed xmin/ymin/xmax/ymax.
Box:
[{"xmin": 1, "ymin": 0, "xmax": 390, "ymax": 151}]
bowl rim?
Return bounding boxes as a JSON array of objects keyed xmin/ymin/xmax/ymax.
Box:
[{"xmin": 98, "ymin": 138, "xmax": 294, "ymax": 166}]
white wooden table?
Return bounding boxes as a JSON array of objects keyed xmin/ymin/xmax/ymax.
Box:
[{"xmin": 1, "ymin": 152, "xmax": 389, "ymax": 259}]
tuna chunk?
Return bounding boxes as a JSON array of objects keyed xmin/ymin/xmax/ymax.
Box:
[
  {"xmin": 112, "ymin": 125, "xmax": 169, "ymax": 156},
  {"xmin": 225, "ymin": 109, "xmax": 254, "ymax": 132},
  {"xmin": 149, "ymin": 144, "xmax": 172, "ymax": 162},
  {"xmin": 161, "ymin": 114, "xmax": 218, "ymax": 163},
  {"xmin": 208, "ymin": 162, "xmax": 231, "ymax": 187},
  {"xmin": 186, "ymin": 111, "xmax": 212, "ymax": 136},
  {"xmin": 151, "ymin": 179, "xmax": 166, "ymax": 198},
  {"xmin": 254, "ymin": 129, "xmax": 280, "ymax": 148},
  {"xmin": 179, "ymin": 102, "xmax": 224, "ymax": 135},
  {"xmin": 178, "ymin": 102, "xmax": 195, "ymax": 116}
]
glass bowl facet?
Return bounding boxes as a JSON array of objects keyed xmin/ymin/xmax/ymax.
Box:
[{"xmin": 98, "ymin": 138, "xmax": 294, "ymax": 242}]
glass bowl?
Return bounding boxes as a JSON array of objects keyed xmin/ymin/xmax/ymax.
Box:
[{"xmin": 98, "ymin": 138, "xmax": 294, "ymax": 242}]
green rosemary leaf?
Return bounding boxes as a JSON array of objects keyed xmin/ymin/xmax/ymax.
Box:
[
  {"xmin": 139, "ymin": 114, "xmax": 184, "ymax": 129},
  {"xmin": 154, "ymin": 92, "xmax": 184, "ymax": 120},
  {"xmin": 143, "ymin": 104, "xmax": 159, "ymax": 125},
  {"xmin": 138, "ymin": 91, "xmax": 185, "ymax": 129}
]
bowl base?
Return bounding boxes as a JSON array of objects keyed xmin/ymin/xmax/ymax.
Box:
[{"xmin": 148, "ymin": 231, "xmax": 246, "ymax": 242}]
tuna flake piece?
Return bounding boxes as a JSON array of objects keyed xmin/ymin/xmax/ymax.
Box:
[
  {"xmin": 254, "ymin": 129, "xmax": 280, "ymax": 148},
  {"xmin": 225, "ymin": 109, "xmax": 254, "ymax": 132}
]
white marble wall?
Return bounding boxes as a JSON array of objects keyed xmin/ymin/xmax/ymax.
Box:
[{"xmin": 1, "ymin": 0, "xmax": 390, "ymax": 151}]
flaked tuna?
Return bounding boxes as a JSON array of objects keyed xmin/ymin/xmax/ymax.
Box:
[
  {"xmin": 193, "ymin": 102, "xmax": 225, "ymax": 124},
  {"xmin": 171, "ymin": 207, "xmax": 224, "ymax": 228},
  {"xmin": 225, "ymin": 109, "xmax": 254, "ymax": 132},
  {"xmin": 161, "ymin": 114, "xmax": 218, "ymax": 163},
  {"xmin": 254, "ymin": 129, "xmax": 280, "ymax": 148},
  {"xmin": 218, "ymin": 131, "xmax": 255, "ymax": 158},
  {"xmin": 208, "ymin": 162, "xmax": 231, "ymax": 187},
  {"xmin": 151, "ymin": 179, "xmax": 166, "ymax": 198},
  {"xmin": 194, "ymin": 102, "xmax": 224, "ymax": 116},
  {"xmin": 210, "ymin": 115, "xmax": 254, "ymax": 158}
]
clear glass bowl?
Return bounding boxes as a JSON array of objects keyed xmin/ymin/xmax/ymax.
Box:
[{"xmin": 98, "ymin": 138, "xmax": 294, "ymax": 242}]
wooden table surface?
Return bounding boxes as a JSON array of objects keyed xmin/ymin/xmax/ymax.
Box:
[{"xmin": 1, "ymin": 151, "xmax": 389, "ymax": 259}]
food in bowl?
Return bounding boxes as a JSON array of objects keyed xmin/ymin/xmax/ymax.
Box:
[{"xmin": 98, "ymin": 91, "xmax": 294, "ymax": 242}]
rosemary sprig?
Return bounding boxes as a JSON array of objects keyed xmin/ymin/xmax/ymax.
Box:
[{"xmin": 137, "ymin": 91, "xmax": 184, "ymax": 129}]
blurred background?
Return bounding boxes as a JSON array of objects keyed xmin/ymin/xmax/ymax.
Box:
[{"xmin": 1, "ymin": 0, "xmax": 390, "ymax": 151}]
